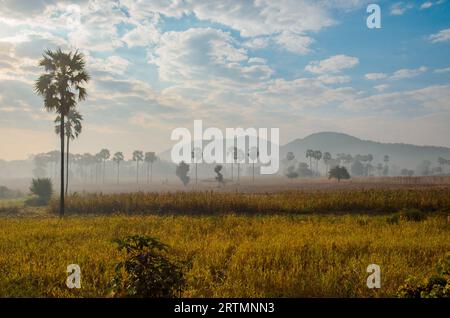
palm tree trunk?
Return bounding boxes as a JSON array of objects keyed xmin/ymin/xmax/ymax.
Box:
[
  {"xmin": 147, "ymin": 163, "xmax": 150, "ymax": 184},
  {"xmin": 136, "ymin": 162, "xmax": 139, "ymax": 184},
  {"xmin": 65, "ymin": 135, "xmax": 69, "ymax": 195},
  {"xmin": 103, "ymin": 160, "xmax": 106, "ymax": 184},
  {"xmin": 150, "ymin": 163, "xmax": 153, "ymax": 183},
  {"xmin": 117, "ymin": 162, "xmax": 120, "ymax": 184},
  {"xmin": 60, "ymin": 115, "xmax": 65, "ymax": 217}
]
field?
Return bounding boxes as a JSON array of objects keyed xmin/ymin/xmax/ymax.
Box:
[{"xmin": 0, "ymin": 177, "xmax": 449, "ymax": 298}]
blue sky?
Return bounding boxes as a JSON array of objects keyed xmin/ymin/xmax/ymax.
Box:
[{"xmin": 0, "ymin": 0, "xmax": 449, "ymax": 160}]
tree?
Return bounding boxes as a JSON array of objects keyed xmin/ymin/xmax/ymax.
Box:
[
  {"xmin": 214, "ymin": 165, "xmax": 225, "ymax": 187},
  {"xmin": 132, "ymin": 150, "xmax": 144, "ymax": 184},
  {"xmin": 313, "ymin": 150, "xmax": 322, "ymax": 175},
  {"xmin": 190, "ymin": 148, "xmax": 202, "ymax": 185},
  {"xmin": 113, "ymin": 152, "xmax": 124, "ymax": 184},
  {"xmin": 383, "ymin": 155, "xmax": 390, "ymax": 176},
  {"xmin": 176, "ymin": 161, "xmax": 190, "ymax": 186},
  {"xmin": 306, "ymin": 149, "xmax": 314, "ymax": 171},
  {"xmin": 35, "ymin": 49, "xmax": 89, "ymax": 216},
  {"xmin": 145, "ymin": 152, "xmax": 158, "ymax": 184},
  {"xmin": 351, "ymin": 160, "xmax": 365, "ymax": 176},
  {"xmin": 323, "ymin": 152, "xmax": 332, "ymax": 175},
  {"xmin": 248, "ymin": 147, "xmax": 259, "ymax": 182},
  {"xmin": 99, "ymin": 149, "xmax": 110, "ymax": 184},
  {"xmin": 54, "ymin": 109, "xmax": 83, "ymax": 195},
  {"xmin": 328, "ymin": 166, "xmax": 350, "ymax": 182}
]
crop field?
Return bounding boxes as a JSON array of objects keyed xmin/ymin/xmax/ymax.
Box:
[{"xmin": 0, "ymin": 184, "xmax": 449, "ymax": 298}]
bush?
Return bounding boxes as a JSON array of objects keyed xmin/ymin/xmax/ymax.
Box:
[
  {"xmin": 328, "ymin": 166, "xmax": 350, "ymax": 182},
  {"xmin": 0, "ymin": 186, "xmax": 22, "ymax": 199},
  {"xmin": 27, "ymin": 178, "xmax": 53, "ymax": 206},
  {"xmin": 399, "ymin": 208, "xmax": 426, "ymax": 222},
  {"xmin": 110, "ymin": 235, "xmax": 185, "ymax": 298},
  {"xmin": 397, "ymin": 253, "xmax": 449, "ymax": 298}
]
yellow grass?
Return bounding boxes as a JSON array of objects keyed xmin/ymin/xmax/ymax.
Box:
[{"xmin": 0, "ymin": 213, "xmax": 448, "ymax": 297}]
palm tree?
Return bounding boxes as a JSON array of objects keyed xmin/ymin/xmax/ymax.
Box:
[
  {"xmin": 314, "ymin": 150, "xmax": 322, "ymax": 175},
  {"xmin": 144, "ymin": 152, "xmax": 157, "ymax": 184},
  {"xmin": 323, "ymin": 152, "xmax": 332, "ymax": 175},
  {"xmin": 55, "ymin": 109, "xmax": 83, "ymax": 195},
  {"xmin": 248, "ymin": 147, "xmax": 259, "ymax": 182},
  {"xmin": 113, "ymin": 152, "xmax": 124, "ymax": 184},
  {"xmin": 306, "ymin": 149, "xmax": 314, "ymax": 172},
  {"xmin": 132, "ymin": 150, "xmax": 144, "ymax": 184},
  {"xmin": 99, "ymin": 149, "xmax": 110, "ymax": 183},
  {"xmin": 35, "ymin": 49, "xmax": 89, "ymax": 216}
]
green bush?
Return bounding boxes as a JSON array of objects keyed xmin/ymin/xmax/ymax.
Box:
[
  {"xmin": 397, "ymin": 253, "xmax": 449, "ymax": 298},
  {"xmin": 110, "ymin": 235, "xmax": 185, "ymax": 298},
  {"xmin": 399, "ymin": 208, "xmax": 426, "ymax": 222},
  {"xmin": 27, "ymin": 178, "xmax": 53, "ymax": 206}
]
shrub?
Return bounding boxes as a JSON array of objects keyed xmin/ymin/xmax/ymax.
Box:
[
  {"xmin": 0, "ymin": 186, "xmax": 22, "ymax": 199},
  {"xmin": 386, "ymin": 214, "xmax": 400, "ymax": 225},
  {"xmin": 328, "ymin": 166, "xmax": 350, "ymax": 182},
  {"xmin": 397, "ymin": 253, "xmax": 449, "ymax": 298},
  {"xmin": 27, "ymin": 178, "xmax": 53, "ymax": 206},
  {"xmin": 399, "ymin": 208, "xmax": 426, "ymax": 222},
  {"xmin": 110, "ymin": 235, "xmax": 185, "ymax": 298}
]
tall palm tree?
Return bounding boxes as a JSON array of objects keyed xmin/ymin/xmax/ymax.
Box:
[
  {"xmin": 314, "ymin": 150, "xmax": 322, "ymax": 175},
  {"xmin": 144, "ymin": 152, "xmax": 157, "ymax": 184},
  {"xmin": 132, "ymin": 150, "xmax": 144, "ymax": 184},
  {"xmin": 55, "ymin": 109, "xmax": 83, "ymax": 195},
  {"xmin": 99, "ymin": 149, "xmax": 110, "ymax": 183},
  {"xmin": 323, "ymin": 152, "xmax": 332, "ymax": 175},
  {"xmin": 248, "ymin": 147, "xmax": 259, "ymax": 182},
  {"xmin": 35, "ymin": 49, "xmax": 89, "ymax": 216},
  {"xmin": 306, "ymin": 149, "xmax": 314, "ymax": 172},
  {"xmin": 113, "ymin": 152, "xmax": 124, "ymax": 184}
]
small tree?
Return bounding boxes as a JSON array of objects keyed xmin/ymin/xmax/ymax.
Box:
[
  {"xmin": 28, "ymin": 178, "xmax": 53, "ymax": 205},
  {"xmin": 214, "ymin": 165, "xmax": 225, "ymax": 187},
  {"xmin": 328, "ymin": 166, "xmax": 350, "ymax": 182},
  {"xmin": 111, "ymin": 235, "xmax": 185, "ymax": 298},
  {"xmin": 176, "ymin": 161, "xmax": 190, "ymax": 186}
]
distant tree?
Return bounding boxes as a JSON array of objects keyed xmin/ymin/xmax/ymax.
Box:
[
  {"xmin": 113, "ymin": 152, "xmax": 124, "ymax": 184},
  {"xmin": 190, "ymin": 147, "xmax": 202, "ymax": 185},
  {"xmin": 400, "ymin": 168, "xmax": 414, "ymax": 177},
  {"xmin": 145, "ymin": 152, "xmax": 158, "ymax": 184},
  {"xmin": 313, "ymin": 150, "xmax": 322, "ymax": 175},
  {"xmin": 328, "ymin": 166, "xmax": 350, "ymax": 182},
  {"xmin": 306, "ymin": 149, "xmax": 314, "ymax": 171},
  {"xmin": 351, "ymin": 160, "xmax": 365, "ymax": 176},
  {"xmin": 55, "ymin": 109, "xmax": 83, "ymax": 194},
  {"xmin": 286, "ymin": 165, "xmax": 299, "ymax": 179},
  {"xmin": 248, "ymin": 147, "xmax": 259, "ymax": 182},
  {"xmin": 383, "ymin": 155, "xmax": 390, "ymax": 176},
  {"xmin": 214, "ymin": 164, "xmax": 225, "ymax": 187},
  {"xmin": 297, "ymin": 162, "xmax": 313, "ymax": 177},
  {"xmin": 99, "ymin": 149, "xmax": 110, "ymax": 184},
  {"xmin": 323, "ymin": 152, "xmax": 332, "ymax": 175},
  {"xmin": 176, "ymin": 161, "xmax": 190, "ymax": 186},
  {"xmin": 132, "ymin": 150, "xmax": 144, "ymax": 184},
  {"xmin": 376, "ymin": 163, "xmax": 383, "ymax": 176}
]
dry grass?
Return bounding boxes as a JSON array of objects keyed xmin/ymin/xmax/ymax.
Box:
[
  {"xmin": 0, "ymin": 214, "xmax": 448, "ymax": 297},
  {"xmin": 49, "ymin": 188, "xmax": 450, "ymax": 215}
]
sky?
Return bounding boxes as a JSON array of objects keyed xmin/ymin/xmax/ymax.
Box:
[{"xmin": 0, "ymin": 0, "xmax": 449, "ymax": 160}]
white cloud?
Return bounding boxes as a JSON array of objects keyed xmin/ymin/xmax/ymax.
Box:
[
  {"xmin": 374, "ymin": 84, "xmax": 389, "ymax": 92},
  {"xmin": 305, "ymin": 55, "xmax": 359, "ymax": 74},
  {"xmin": 365, "ymin": 67, "xmax": 428, "ymax": 81},
  {"xmin": 434, "ymin": 67, "xmax": 450, "ymax": 74},
  {"xmin": 390, "ymin": 66, "xmax": 428, "ymax": 80},
  {"xmin": 390, "ymin": 2, "xmax": 414, "ymax": 15},
  {"xmin": 420, "ymin": 2, "xmax": 434, "ymax": 9},
  {"xmin": 274, "ymin": 31, "xmax": 313, "ymax": 55},
  {"xmin": 365, "ymin": 73, "xmax": 387, "ymax": 80},
  {"xmin": 429, "ymin": 28, "xmax": 450, "ymax": 43}
]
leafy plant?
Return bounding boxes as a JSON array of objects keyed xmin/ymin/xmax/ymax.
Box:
[
  {"xmin": 27, "ymin": 178, "xmax": 53, "ymax": 206},
  {"xmin": 397, "ymin": 253, "xmax": 449, "ymax": 298},
  {"xmin": 110, "ymin": 235, "xmax": 185, "ymax": 298},
  {"xmin": 328, "ymin": 166, "xmax": 350, "ymax": 182}
]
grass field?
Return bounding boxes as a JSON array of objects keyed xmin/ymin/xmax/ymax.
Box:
[
  {"xmin": 0, "ymin": 184, "xmax": 449, "ymax": 297},
  {"xmin": 0, "ymin": 214, "xmax": 448, "ymax": 297}
]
